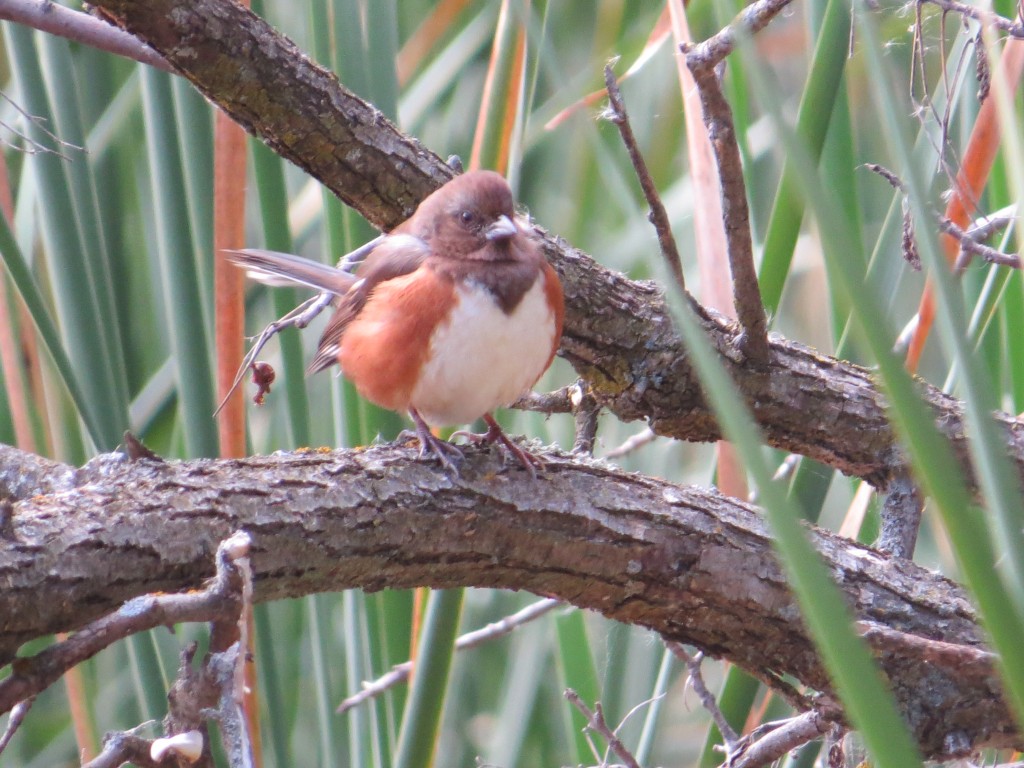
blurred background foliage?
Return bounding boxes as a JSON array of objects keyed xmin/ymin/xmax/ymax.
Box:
[{"xmin": 0, "ymin": 0, "xmax": 1022, "ymax": 766}]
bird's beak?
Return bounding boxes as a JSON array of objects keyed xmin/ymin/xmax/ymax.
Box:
[{"xmin": 485, "ymin": 214, "xmax": 517, "ymax": 241}]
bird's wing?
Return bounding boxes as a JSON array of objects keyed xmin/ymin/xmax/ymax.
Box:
[{"xmin": 308, "ymin": 234, "xmax": 432, "ymax": 374}]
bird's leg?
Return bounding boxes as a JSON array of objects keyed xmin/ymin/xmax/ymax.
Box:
[
  {"xmin": 453, "ymin": 413, "xmax": 543, "ymax": 478},
  {"xmin": 405, "ymin": 408, "xmax": 464, "ymax": 473}
]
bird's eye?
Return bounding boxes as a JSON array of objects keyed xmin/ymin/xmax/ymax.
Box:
[{"xmin": 459, "ymin": 210, "xmax": 475, "ymax": 225}]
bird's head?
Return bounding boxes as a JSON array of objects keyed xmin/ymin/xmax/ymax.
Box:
[{"xmin": 411, "ymin": 170, "xmax": 523, "ymax": 260}]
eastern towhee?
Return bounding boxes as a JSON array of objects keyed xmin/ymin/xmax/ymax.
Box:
[{"xmin": 226, "ymin": 170, "xmax": 565, "ymax": 474}]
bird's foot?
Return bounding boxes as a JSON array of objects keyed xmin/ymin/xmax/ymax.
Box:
[
  {"xmin": 452, "ymin": 414, "xmax": 543, "ymax": 479},
  {"xmin": 405, "ymin": 410, "xmax": 464, "ymax": 475}
]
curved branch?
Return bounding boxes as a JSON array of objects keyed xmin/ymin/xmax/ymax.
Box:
[
  {"xmin": 0, "ymin": 443, "xmax": 1015, "ymax": 759},
  {"xmin": 80, "ymin": 0, "xmax": 1024, "ymax": 494}
]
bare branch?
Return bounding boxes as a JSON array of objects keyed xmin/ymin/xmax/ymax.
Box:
[
  {"xmin": 0, "ymin": 91, "xmax": 84, "ymax": 158},
  {"xmin": 0, "ymin": 697, "xmax": 32, "ymax": 757},
  {"xmin": 83, "ymin": 731, "xmax": 161, "ymax": 768},
  {"xmin": 0, "ymin": 531, "xmax": 251, "ymax": 714},
  {"xmin": 942, "ymin": 217, "xmax": 1022, "ymax": 270},
  {"xmin": 682, "ymin": 49, "xmax": 770, "ymax": 364},
  {"xmin": 511, "ymin": 383, "xmax": 600, "ymax": 454},
  {"xmin": 683, "ymin": 0, "xmax": 796, "ymax": 71},
  {"xmin": 0, "ymin": 0, "xmax": 172, "ymax": 71},
  {"xmin": 667, "ymin": 644, "xmax": 739, "ymax": 749},
  {"xmin": 866, "ymin": 163, "xmax": 1020, "ymax": 271},
  {"xmin": 337, "ymin": 598, "xmax": 561, "ymax": 714},
  {"xmin": 565, "ymin": 689, "xmax": 642, "ymax": 768},
  {"xmin": 965, "ymin": 214, "xmax": 1015, "ymax": 242},
  {"xmin": 602, "ymin": 63, "xmax": 686, "ymax": 294},
  {"xmin": 604, "ymin": 427, "xmax": 656, "ymax": 460},
  {"xmin": 214, "ymin": 292, "xmax": 330, "ymax": 415},
  {"xmin": 510, "ymin": 385, "xmax": 575, "ymax": 414},
  {"xmin": 217, "ymin": 237, "xmax": 378, "ymax": 413},
  {"xmin": 917, "ymin": 0, "xmax": 1024, "ymax": 38},
  {"xmin": 731, "ymin": 711, "xmax": 834, "ymax": 768}
]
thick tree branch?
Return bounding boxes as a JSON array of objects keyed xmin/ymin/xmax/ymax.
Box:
[
  {"xmin": 77, "ymin": 0, "xmax": 1024, "ymax": 496},
  {"xmin": 0, "ymin": 443, "xmax": 1014, "ymax": 759}
]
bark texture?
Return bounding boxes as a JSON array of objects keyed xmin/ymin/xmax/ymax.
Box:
[{"xmin": 0, "ymin": 443, "xmax": 1013, "ymax": 759}]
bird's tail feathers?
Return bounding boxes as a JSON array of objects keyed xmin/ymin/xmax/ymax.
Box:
[{"xmin": 224, "ymin": 248, "xmax": 358, "ymax": 295}]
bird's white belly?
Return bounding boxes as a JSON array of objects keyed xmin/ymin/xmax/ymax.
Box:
[{"xmin": 411, "ymin": 277, "xmax": 556, "ymax": 427}]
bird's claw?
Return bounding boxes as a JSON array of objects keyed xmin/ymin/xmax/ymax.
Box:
[
  {"xmin": 452, "ymin": 416, "xmax": 544, "ymax": 479},
  {"xmin": 399, "ymin": 426, "xmax": 464, "ymax": 475}
]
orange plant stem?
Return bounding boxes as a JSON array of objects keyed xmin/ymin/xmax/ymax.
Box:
[
  {"xmin": 214, "ymin": 107, "xmax": 248, "ymax": 458},
  {"xmin": 213, "ymin": 33, "xmax": 259, "ymax": 760}
]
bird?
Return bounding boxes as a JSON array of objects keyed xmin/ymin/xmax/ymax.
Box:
[{"xmin": 226, "ymin": 170, "xmax": 564, "ymax": 475}]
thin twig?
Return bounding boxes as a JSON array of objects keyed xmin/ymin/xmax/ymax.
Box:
[
  {"xmin": 205, "ymin": 642, "xmax": 255, "ymax": 768},
  {"xmin": 965, "ymin": 214, "xmax": 1015, "ymax": 242},
  {"xmin": 942, "ymin": 217, "xmax": 1022, "ymax": 270},
  {"xmin": 682, "ymin": 50, "xmax": 770, "ymax": 364},
  {"xmin": 604, "ymin": 427, "xmax": 656, "ymax": 460},
  {"xmin": 865, "ymin": 164, "xmax": 1021, "ymax": 271},
  {"xmin": 0, "ymin": 0, "xmax": 173, "ymax": 72},
  {"xmin": 564, "ymin": 689, "xmax": 643, "ymax": 768},
  {"xmin": 83, "ymin": 731, "xmax": 161, "ymax": 768},
  {"xmin": 893, "ymin": 314, "xmax": 919, "ymax": 357},
  {"xmin": 746, "ymin": 453, "xmax": 799, "ymax": 505},
  {"xmin": 683, "ymin": 0, "xmax": 796, "ymax": 72},
  {"xmin": 863, "ymin": 162, "xmax": 906, "ymax": 192},
  {"xmin": 214, "ymin": 293, "xmax": 329, "ymax": 415},
  {"xmin": 0, "ymin": 92, "xmax": 84, "ymax": 159},
  {"xmin": 338, "ymin": 598, "xmax": 562, "ymax": 714},
  {"xmin": 510, "ymin": 386, "xmax": 575, "ymax": 414},
  {"xmin": 730, "ymin": 710, "xmax": 832, "ymax": 768},
  {"xmin": 667, "ymin": 643, "xmax": 739, "ymax": 748},
  {"xmin": 0, "ymin": 697, "xmax": 32, "ymax": 757},
  {"xmin": 512, "ymin": 382, "xmax": 599, "ymax": 454},
  {"xmin": 603, "ymin": 63, "xmax": 686, "ymax": 293},
  {"xmin": 917, "ymin": 0, "xmax": 1024, "ymax": 38}
]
